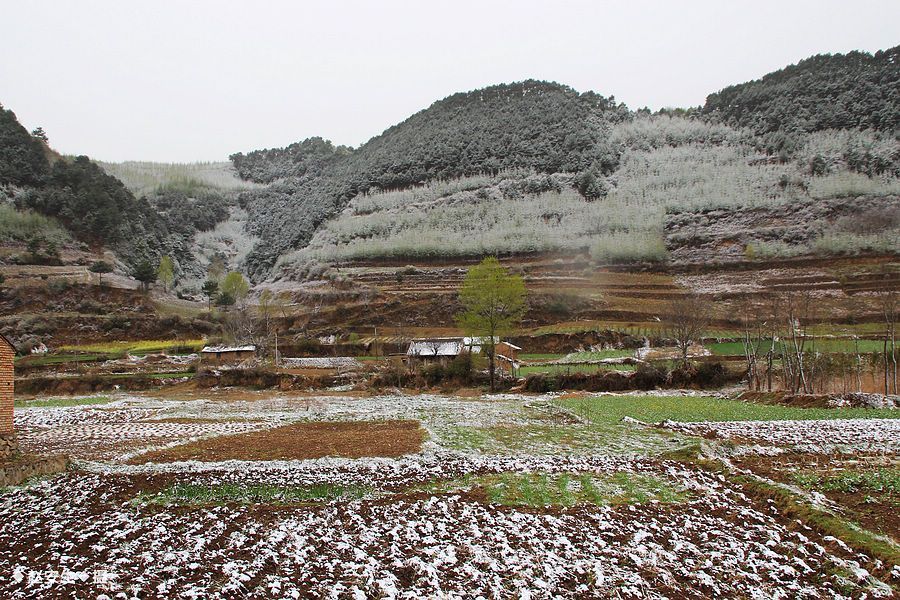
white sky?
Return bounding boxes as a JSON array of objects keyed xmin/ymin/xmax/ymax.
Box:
[{"xmin": 1, "ymin": 0, "xmax": 897, "ymax": 162}]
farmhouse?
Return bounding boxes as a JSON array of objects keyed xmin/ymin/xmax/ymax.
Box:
[
  {"xmin": 0, "ymin": 333, "xmax": 16, "ymax": 456},
  {"xmin": 200, "ymin": 344, "xmax": 257, "ymax": 367},
  {"xmin": 406, "ymin": 337, "xmax": 490, "ymax": 363}
]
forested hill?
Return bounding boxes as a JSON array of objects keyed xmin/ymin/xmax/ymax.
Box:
[
  {"xmin": 0, "ymin": 104, "xmax": 237, "ymax": 276},
  {"xmin": 236, "ymin": 80, "xmax": 629, "ymax": 278},
  {"xmin": 235, "ymin": 51, "xmax": 899, "ymax": 279},
  {"xmin": 703, "ymin": 45, "xmax": 899, "ymax": 134},
  {"xmin": 0, "ymin": 103, "xmax": 171, "ymax": 266},
  {"xmin": 6, "ymin": 45, "xmax": 899, "ymax": 284}
]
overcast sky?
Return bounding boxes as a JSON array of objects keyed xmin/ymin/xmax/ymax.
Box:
[{"xmin": 1, "ymin": 0, "xmax": 897, "ymax": 162}]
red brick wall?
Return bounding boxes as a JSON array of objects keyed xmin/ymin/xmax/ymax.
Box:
[{"xmin": 0, "ymin": 339, "xmax": 14, "ymax": 435}]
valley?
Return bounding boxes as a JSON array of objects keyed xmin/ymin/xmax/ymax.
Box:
[{"xmin": 0, "ymin": 40, "xmax": 898, "ymax": 598}]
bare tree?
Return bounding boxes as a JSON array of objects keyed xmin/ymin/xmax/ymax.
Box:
[
  {"xmin": 764, "ymin": 294, "xmax": 782, "ymax": 392},
  {"xmin": 425, "ymin": 339, "xmax": 444, "ymax": 361},
  {"xmin": 256, "ymin": 290, "xmax": 278, "ymax": 360},
  {"xmin": 779, "ymin": 291, "xmax": 816, "ymax": 393},
  {"xmin": 738, "ymin": 298, "xmax": 767, "ymax": 390},
  {"xmin": 880, "ymin": 289, "xmax": 898, "ymax": 396},
  {"xmin": 666, "ymin": 292, "xmax": 710, "ymax": 367}
]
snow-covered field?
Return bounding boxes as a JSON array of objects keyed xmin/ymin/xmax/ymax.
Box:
[
  {"xmin": 2, "ymin": 459, "xmax": 891, "ymax": 598},
  {"xmin": 661, "ymin": 418, "xmax": 900, "ymax": 454},
  {"xmin": 3, "ymin": 391, "xmax": 898, "ymax": 598}
]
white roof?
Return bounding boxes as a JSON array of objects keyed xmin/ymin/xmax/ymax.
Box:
[
  {"xmin": 201, "ymin": 345, "xmax": 256, "ymax": 353},
  {"xmin": 406, "ymin": 337, "xmax": 498, "ymax": 357},
  {"xmin": 501, "ymin": 342, "xmax": 522, "ymax": 350},
  {"xmin": 407, "ymin": 339, "xmax": 465, "ymax": 357}
]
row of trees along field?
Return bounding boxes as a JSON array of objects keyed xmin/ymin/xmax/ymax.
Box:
[{"xmin": 734, "ymin": 290, "xmax": 898, "ymax": 397}]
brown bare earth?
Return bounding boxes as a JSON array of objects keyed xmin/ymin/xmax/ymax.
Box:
[{"xmin": 131, "ymin": 420, "xmax": 426, "ymax": 463}]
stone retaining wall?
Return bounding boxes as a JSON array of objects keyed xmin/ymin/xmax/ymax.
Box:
[
  {"xmin": 0, "ymin": 454, "xmax": 69, "ymax": 487},
  {"xmin": 0, "ymin": 433, "xmax": 19, "ymax": 460}
]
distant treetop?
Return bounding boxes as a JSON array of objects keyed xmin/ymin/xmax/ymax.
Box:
[{"xmin": 703, "ymin": 46, "xmax": 899, "ymax": 134}]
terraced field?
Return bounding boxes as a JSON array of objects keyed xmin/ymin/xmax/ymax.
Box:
[{"xmin": 305, "ymin": 255, "xmax": 899, "ymax": 341}]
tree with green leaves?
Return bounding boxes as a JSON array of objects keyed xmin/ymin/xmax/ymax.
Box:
[
  {"xmin": 201, "ymin": 279, "xmax": 219, "ymax": 310},
  {"xmin": 27, "ymin": 236, "xmax": 42, "ymax": 263},
  {"xmin": 456, "ymin": 257, "xmax": 527, "ymax": 391},
  {"xmin": 220, "ymin": 271, "xmax": 250, "ymax": 305},
  {"xmin": 157, "ymin": 255, "xmax": 175, "ymax": 292},
  {"xmin": 133, "ymin": 259, "xmax": 157, "ymax": 293},
  {"xmin": 89, "ymin": 260, "xmax": 113, "ymax": 287}
]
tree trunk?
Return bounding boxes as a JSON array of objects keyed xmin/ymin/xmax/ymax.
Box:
[
  {"xmin": 891, "ymin": 325, "xmax": 897, "ymax": 395},
  {"xmin": 488, "ymin": 350, "xmax": 496, "ymax": 393}
]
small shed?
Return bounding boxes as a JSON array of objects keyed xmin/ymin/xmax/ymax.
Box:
[
  {"xmin": 495, "ymin": 341, "xmax": 522, "ymax": 375},
  {"xmin": 0, "ymin": 334, "xmax": 16, "ymax": 448},
  {"xmin": 200, "ymin": 344, "xmax": 257, "ymax": 367}
]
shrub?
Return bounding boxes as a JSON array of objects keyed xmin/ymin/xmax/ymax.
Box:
[
  {"xmin": 101, "ymin": 316, "xmax": 131, "ymax": 332},
  {"xmin": 446, "ymin": 351, "xmax": 475, "ymax": 383},
  {"xmin": 419, "ymin": 363, "xmax": 446, "ymax": 387},
  {"xmin": 631, "ymin": 363, "xmax": 668, "ymax": 389},
  {"xmin": 46, "ymin": 278, "xmax": 70, "ymax": 294},
  {"xmin": 591, "ymin": 232, "xmax": 667, "ymax": 264}
]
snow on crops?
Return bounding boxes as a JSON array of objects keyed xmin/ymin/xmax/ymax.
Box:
[
  {"xmin": 0, "ymin": 460, "xmax": 890, "ymax": 599},
  {"xmin": 6, "ymin": 391, "xmax": 899, "ymax": 597},
  {"xmin": 17, "ymin": 421, "xmax": 268, "ymax": 460},
  {"xmin": 661, "ymin": 418, "xmax": 900, "ymax": 454},
  {"xmin": 13, "ymin": 393, "xmax": 589, "ymax": 461},
  {"xmin": 13, "ymin": 391, "xmax": 900, "ymax": 461},
  {"xmin": 13, "ymin": 396, "xmax": 273, "ymax": 460}
]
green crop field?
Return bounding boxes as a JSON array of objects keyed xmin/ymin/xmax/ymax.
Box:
[
  {"xmin": 57, "ymin": 339, "xmax": 205, "ymax": 356},
  {"xmin": 559, "ymin": 395, "xmax": 900, "ymax": 424},
  {"xmin": 519, "ymin": 363, "xmax": 636, "ymax": 376},
  {"xmin": 706, "ymin": 338, "xmax": 887, "ymax": 356}
]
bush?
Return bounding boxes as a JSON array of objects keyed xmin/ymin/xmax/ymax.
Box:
[
  {"xmin": 668, "ymin": 361, "xmax": 729, "ymax": 388},
  {"xmin": 446, "ymin": 351, "xmax": 475, "ymax": 383},
  {"xmin": 591, "ymin": 232, "xmax": 667, "ymax": 264},
  {"xmin": 46, "ymin": 279, "xmax": 70, "ymax": 295},
  {"xmin": 524, "ymin": 374, "xmax": 557, "ymax": 393},
  {"xmin": 101, "ymin": 315, "xmax": 131, "ymax": 332},
  {"xmin": 419, "ymin": 363, "xmax": 446, "ymax": 387},
  {"xmin": 631, "ymin": 363, "xmax": 668, "ymax": 389}
]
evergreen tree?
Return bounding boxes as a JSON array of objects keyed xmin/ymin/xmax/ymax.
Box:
[
  {"xmin": 89, "ymin": 260, "xmax": 113, "ymax": 287},
  {"xmin": 201, "ymin": 279, "xmax": 219, "ymax": 310},
  {"xmin": 133, "ymin": 259, "xmax": 157, "ymax": 293}
]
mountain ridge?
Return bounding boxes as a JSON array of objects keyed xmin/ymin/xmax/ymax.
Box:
[{"xmin": 1, "ymin": 46, "xmax": 898, "ymax": 289}]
